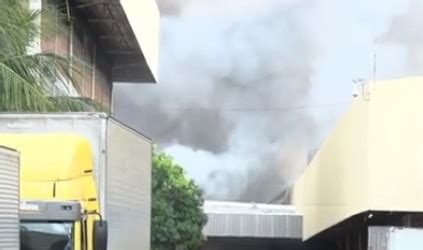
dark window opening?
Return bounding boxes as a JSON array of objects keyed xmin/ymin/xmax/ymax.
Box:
[{"xmin": 20, "ymin": 221, "xmax": 74, "ymax": 250}]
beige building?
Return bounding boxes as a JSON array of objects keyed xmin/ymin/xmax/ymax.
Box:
[
  {"xmin": 31, "ymin": 0, "xmax": 159, "ymax": 110},
  {"xmin": 293, "ymin": 77, "xmax": 423, "ymax": 240}
]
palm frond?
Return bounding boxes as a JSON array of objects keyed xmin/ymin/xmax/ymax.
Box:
[
  {"xmin": 0, "ymin": 62, "xmax": 54, "ymax": 112},
  {"xmin": 0, "ymin": 0, "xmax": 101, "ymax": 113},
  {"xmin": 49, "ymin": 96, "xmax": 107, "ymax": 112}
]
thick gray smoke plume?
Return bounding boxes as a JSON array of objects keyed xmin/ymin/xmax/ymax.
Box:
[
  {"xmin": 383, "ymin": 0, "xmax": 423, "ymax": 76},
  {"xmin": 115, "ymin": 0, "xmax": 315, "ymax": 202},
  {"xmin": 115, "ymin": 0, "xmax": 414, "ymax": 202}
]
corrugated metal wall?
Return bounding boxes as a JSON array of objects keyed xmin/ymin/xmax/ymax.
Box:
[
  {"xmin": 106, "ymin": 119, "xmax": 152, "ymax": 250},
  {"xmin": 0, "ymin": 147, "xmax": 20, "ymax": 250},
  {"xmin": 204, "ymin": 213, "xmax": 302, "ymax": 239}
]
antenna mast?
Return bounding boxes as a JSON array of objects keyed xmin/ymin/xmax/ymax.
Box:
[{"xmin": 372, "ymin": 37, "xmax": 378, "ymax": 85}]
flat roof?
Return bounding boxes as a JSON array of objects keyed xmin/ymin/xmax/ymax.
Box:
[
  {"xmin": 204, "ymin": 201, "xmax": 299, "ymax": 215},
  {"xmin": 72, "ymin": 0, "xmax": 159, "ymax": 83}
]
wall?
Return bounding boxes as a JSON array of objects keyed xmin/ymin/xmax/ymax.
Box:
[
  {"xmin": 120, "ymin": 0, "xmax": 160, "ymax": 81},
  {"xmin": 367, "ymin": 78, "xmax": 423, "ymax": 210},
  {"xmin": 293, "ymin": 92, "xmax": 370, "ymax": 239},
  {"xmin": 106, "ymin": 119, "xmax": 152, "ymax": 250},
  {"xmin": 41, "ymin": 0, "xmax": 113, "ymax": 109},
  {"xmin": 293, "ymin": 77, "xmax": 423, "ymax": 240}
]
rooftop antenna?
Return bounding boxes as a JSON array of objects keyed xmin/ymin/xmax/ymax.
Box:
[
  {"xmin": 372, "ymin": 37, "xmax": 378, "ymax": 86},
  {"xmin": 352, "ymin": 79, "xmax": 370, "ymax": 101},
  {"xmin": 351, "ymin": 37, "xmax": 379, "ymax": 101}
]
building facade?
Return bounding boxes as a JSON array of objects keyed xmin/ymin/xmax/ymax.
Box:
[
  {"xmin": 293, "ymin": 77, "xmax": 423, "ymax": 248},
  {"xmin": 31, "ymin": 0, "xmax": 159, "ymax": 110}
]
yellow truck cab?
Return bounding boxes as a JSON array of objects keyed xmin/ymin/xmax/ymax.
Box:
[
  {"xmin": 0, "ymin": 134, "xmax": 107, "ymax": 250},
  {"xmin": 0, "ymin": 113, "xmax": 153, "ymax": 250}
]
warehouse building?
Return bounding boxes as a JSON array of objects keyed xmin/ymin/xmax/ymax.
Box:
[
  {"xmin": 202, "ymin": 201, "xmax": 304, "ymax": 250},
  {"xmin": 30, "ymin": 0, "xmax": 159, "ymax": 109},
  {"xmin": 293, "ymin": 77, "xmax": 423, "ymax": 249}
]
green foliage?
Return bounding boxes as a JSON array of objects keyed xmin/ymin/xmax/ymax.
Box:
[
  {"xmin": 0, "ymin": 0, "xmax": 99, "ymax": 112},
  {"xmin": 152, "ymin": 150, "xmax": 207, "ymax": 250}
]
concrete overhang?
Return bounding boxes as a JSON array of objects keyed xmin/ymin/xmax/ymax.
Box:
[{"xmin": 72, "ymin": 0, "xmax": 160, "ymax": 83}]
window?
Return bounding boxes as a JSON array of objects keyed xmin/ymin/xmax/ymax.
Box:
[{"xmin": 20, "ymin": 222, "xmax": 74, "ymax": 250}]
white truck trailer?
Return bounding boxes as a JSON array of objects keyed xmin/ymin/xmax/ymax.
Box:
[
  {"xmin": 0, "ymin": 146, "xmax": 20, "ymax": 250},
  {"xmin": 0, "ymin": 113, "xmax": 152, "ymax": 250}
]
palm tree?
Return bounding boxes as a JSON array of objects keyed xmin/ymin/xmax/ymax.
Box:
[{"xmin": 0, "ymin": 0, "xmax": 100, "ymax": 112}]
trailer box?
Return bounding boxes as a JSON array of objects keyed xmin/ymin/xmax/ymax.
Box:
[
  {"xmin": 0, "ymin": 113, "xmax": 152, "ymax": 250},
  {"xmin": 0, "ymin": 146, "xmax": 20, "ymax": 250}
]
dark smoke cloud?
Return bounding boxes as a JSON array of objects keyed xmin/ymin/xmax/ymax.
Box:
[
  {"xmin": 114, "ymin": 0, "xmax": 413, "ymax": 202},
  {"xmin": 114, "ymin": 0, "xmax": 315, "ymax": 202},
  {"xmin": 239, "ymin": 123, "xmax": 313, "ymax": 203},
  {"xmin": 120, "ymin": 104, "xmax": 234, "ymax": 154}
]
